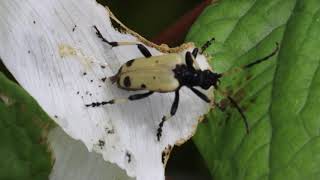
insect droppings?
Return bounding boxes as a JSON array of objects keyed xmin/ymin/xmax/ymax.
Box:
[
  {"xmin": 126, "ymin": 152, "xmax": 131, "ymax": 163},
  {"xmin": 101, "ymin": 77, "xmax": 107, "ymax": 82},
  {"xmin": 72, "ymin": 25, "xmax": 77, "ymax": 32},
  {"xmin": 98, "ymin": 140, "xmax": 105, "ymax": 149}
]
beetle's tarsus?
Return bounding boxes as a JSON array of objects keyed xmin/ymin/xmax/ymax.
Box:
[
  {"xmin": 157, "ymin": 116, "xmax": 166, "ymax": 141},
  {"xmin": 156, "ymin": 90, "xmax": 180, "ymax": 141},
  {"xmin": 85, "ymin": 100, "xmax": 113, "ymax": 107},
  {"xmin": 86, "ymin": 92, "xmax": 154, "ymax": 108},
  {"xmin": 93, "ymin": 25, "xmax": 118, "ymax": 47},
  {"xmin": 93, "ymin": 25, "xmax": 152, "ymax": 58}
]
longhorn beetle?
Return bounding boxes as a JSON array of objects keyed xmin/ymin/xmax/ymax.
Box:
[{"xmin": 86, "ymin": 26, "xmax": 279, "ymax": 141}]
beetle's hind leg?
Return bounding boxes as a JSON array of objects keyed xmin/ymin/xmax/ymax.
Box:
[
  {"xmin": 85, "ymin": 91, "xmax": 154, "ymax": 107},
  {"xmin": 157, "ymin": 90, "xmax": 180, "ymax": 141},
  {"xmin": 93, "ymin": 25, "xmax": 152, "ymax": 58}
]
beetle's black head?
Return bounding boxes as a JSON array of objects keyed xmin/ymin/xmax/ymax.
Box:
[{"xmin": 200, "ymin": 70, "xmax": 222, "ymax": 90}]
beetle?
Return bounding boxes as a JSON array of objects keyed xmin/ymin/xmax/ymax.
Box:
[{"xmin": 86, "ymin": 26, "xmax": 279, "ymax": 141}]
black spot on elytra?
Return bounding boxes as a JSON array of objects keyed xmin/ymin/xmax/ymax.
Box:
[
  {"xmin": 83, "ymin": 72, "xmax": 87, "ymax": 76},
  {"xmin": 153, "ymin": 76, "xmax": 156, "ymax": 80},
  {"xmin": 76, "ymin": 91, "xmax": 80, "ymax": 95},
  {"xmin": 90, "ymin": 80, "xmax": 93, "ymax": 82},
  {"xmin": 54, "ymin": 115, "xmax": 58, "ymax": 118},
  {"xmin": 123, "ymin": 76, "xmax": 131, "ymax": 87},
  {"xmin": 100, "ymin": 65, "xmax": 106, "ymax": 69},
  {"xmin": 33, "ymin": 20, "xmax": 36, "ymax": 24},
  {"xmin": 126, "ymin": 59, "xmax": 135, "ymax": 67},
  {"xmin": 141, "ymin": 84, "xmax": 146, "ymax": 88},
  {"xmin": 28, "ymin": 50, "xmax": 31, "ymax": 54}
]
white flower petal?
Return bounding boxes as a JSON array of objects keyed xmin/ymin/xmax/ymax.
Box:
[
  {"xmin": 0, "ymin": 0, "xmax": 212, "ymax": 179},
  {"xmin": 49, "ymin": 127, "xmax": 133, "ymax": 180}
]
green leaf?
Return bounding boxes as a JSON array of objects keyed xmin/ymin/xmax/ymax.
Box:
[
  {"xmin": 187, "ymin": 0, "xmax": 320, "ymax": 179},
  {"xmin": 0, "ymin": 72, "xmax": 55, "ymax": 180}
]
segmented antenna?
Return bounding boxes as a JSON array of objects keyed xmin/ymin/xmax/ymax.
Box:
[
  {"xmin": 244, "ymin": 42, "xmax": 280, "ymax": 69},
  {"xmin": 200, "ymin": 37, "xmax": 215, "ymax": 54}
]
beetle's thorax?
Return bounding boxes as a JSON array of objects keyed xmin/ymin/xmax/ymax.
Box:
[
  {"xmin": 173, "ymin": 64, "xmax": 198, "ymax": 86},
  {"xmin": 173, "ymin": 64, "xmax": 222, "ymax": 89}
]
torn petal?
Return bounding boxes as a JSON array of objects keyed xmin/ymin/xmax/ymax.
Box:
[{"xmin": 0, "ymin": 0, "xmax": 211, "ymax": 179}]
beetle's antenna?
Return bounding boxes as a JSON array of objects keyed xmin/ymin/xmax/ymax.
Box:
[
  {"xmin": 243, "ymin": 42, "xmax": 279, "ymax": 69},
  {"xmin": 213, "ymin": 43, "xmax": 279, "ymax": 133},
  {"xmin": 227, "ymin": 96, "xmax": 249, "ymax": 134},
  {"xmin": 215, "ymin": 87, "xmax": 250, "ymax": 134},
  {"xmin": 221, "ymin": 43, "xmax": 279, "ymax": 77},
  {"xmin": 200, "ymin": 37, "xmax": 215, "ymax": 54}
]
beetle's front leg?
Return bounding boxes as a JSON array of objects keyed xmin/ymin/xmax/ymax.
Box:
[
  {"xmin": 85, "ymin": 91, "xmax": 154, "ymax": 107},
  {"xmin": 189, "ymin": 87, "xmax": 211, "ymax": 103},
  {"xmin": 157, "ymin": 90, "xmax": 180, "ymax": 141},
  {"xmin": 185, "ymin": 51, "xmax": 196, "ymax": 69},
  {"xmin": 93, "ymin": 25, "xmax": 152, "ymax": 58}
]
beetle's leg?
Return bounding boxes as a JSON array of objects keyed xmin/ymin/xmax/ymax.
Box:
[
  {"xmin": 189, "ymin": 87, "xmax": 211, "ymax": 103},
  {"xmin": 186, "ymin": 51, "xmax": 195, "ymax": 70},
  {"xmin": 128, "ymin": 91, "xmax": 154, "ymax": 100},
  {"xmin": 136, "ymin": 44, "xmax": 152, "ymax": 58},
  {"xmin": 85, "ymin": 91, "xmax": 154, "ymax": 107},
  {"xmin": 157, "ymin": 90, "xmax": 180, "ymax": 141},
  {"xmin": 93, "ymin": 25, "xmax": 118, "ymax": 47},
  {"xmin": 93, "ymin": 26, "xmax": 152, "ymax": 58}
]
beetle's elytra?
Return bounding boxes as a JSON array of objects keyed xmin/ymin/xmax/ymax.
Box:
[{"xmin": 86, "ymin": 25, "xmax": 279, "ymax": 141}]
